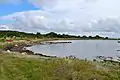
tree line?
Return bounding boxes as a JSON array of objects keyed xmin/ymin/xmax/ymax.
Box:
[{"xmin": 0, "ymin": 30, "xmax": 110, "ymax": 39}]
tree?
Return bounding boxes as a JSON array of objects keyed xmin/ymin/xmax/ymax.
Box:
[
  {"xmin": 36, "ymin": 32, "xmax": 42, "ymax": 38},
  {"xmin": 36, "ymin": 32, "xmax": 41, "ymax": 35},
  {"xmin": 89, "ymin": 36, "xmax": 92, "ymax": 39},
  {"xmin": 95, "ymin": 35, "xmax": 100, "ymax": 39},
  {"xmin": 105, "ymin": 37, "xmax": 109, "ymax": 39},
  {"xmin": 82, "ymin": 35, "xmax": 87, "ymax": 39},
  {"xmin": 44, "ymin": 32, "xmax": 56, "ymax": 38}
]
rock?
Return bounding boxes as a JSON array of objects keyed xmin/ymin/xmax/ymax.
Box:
[
  {"xmin": 22, "ymin": 47, "xmax": 26, "ymax": 50},
  {"xmin": 15, "ymin": 44, "xmax": 18, "ymax": 47},
  {"xmin": 7, "ymin": 50, "xmax": 11, "ymax": 53},
  {"xmin": 93, "ymin": 59, "xmax": 97, "ymax": 62},
  {"xmin": 21, "ymin": 52, "xmax": 27, "ymax": 55}
]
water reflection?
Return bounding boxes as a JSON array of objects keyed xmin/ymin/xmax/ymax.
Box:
[{"xmin": 27, "ymin": 40, "xmax": 120, "ymax": 60}]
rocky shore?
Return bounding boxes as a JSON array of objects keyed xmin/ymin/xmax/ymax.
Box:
[
  {"xmin": 3, "ymin": 43, "xmax": 56, "ymax": 58},
  {"xmin": 41, "ymin": 41, "xmax": 72, "ymax": 44},
  {"xmin": 2, "ymin": 40, "xmax": 120, "ymax": 66},
  {"xmin": 3, "ymin": 41, "xmax": 72, "ymax": 58}
]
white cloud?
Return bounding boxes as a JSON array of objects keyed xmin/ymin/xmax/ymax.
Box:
[
  {"xmin": 0, "ymin": 10, "xmax": 77, "ymax": 33},
  {"xmin": 1, "ymin": 0, "xmax": 120, "ymax": 37}
]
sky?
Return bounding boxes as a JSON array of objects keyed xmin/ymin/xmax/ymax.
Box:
[
  {"xmin": 0, "ymin": 0, "xmax": 39, "ymax": 16},
  {"xmin": 0, "ymin": 0, "xmax": 39, "ymax": 24},
  {"xmin": 0, "ymin": 0, "xmax": 120, "ymax": 37}
]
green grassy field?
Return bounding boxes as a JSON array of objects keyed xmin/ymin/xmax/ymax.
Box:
[{"xmin": 0, "ymin": 52, "xmax": 119, "ymax": 80}]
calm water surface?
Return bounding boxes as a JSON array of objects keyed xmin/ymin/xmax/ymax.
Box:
[{"xmin": 27, "ymin": 40, "xmax": 120, "ymax": 60}]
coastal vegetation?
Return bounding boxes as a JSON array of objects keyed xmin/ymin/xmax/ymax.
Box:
[
  {"xmin": 0, "ymin": 30, "xmax": 112, "ymax": 41},
  {"xmin": 0, "ymin": 30, "xmax": 120, "ymax": 80},
  {"xmin": 0, "ymin": 52, "xmax": 120, "ymax": 80},
  {"xmin": 0, "ymin": 30, "xmax": 112, "ymax": 49}
]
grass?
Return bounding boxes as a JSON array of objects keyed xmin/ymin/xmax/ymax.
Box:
[
  {"xmin": 0, "ymin": 38, "xmax": 79, "ymax": 50},
  {"xmin": 0, "ymin": 38, "xmax": 120, "ymax": 80},
  {"xmin": 0, "ymin": 52, "xmax": 119, "ymax": 80}
]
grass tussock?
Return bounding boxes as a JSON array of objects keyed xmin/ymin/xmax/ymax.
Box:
[{"xmin": 0, "ymin": 53, "xmax": 119, "ymax": 80}]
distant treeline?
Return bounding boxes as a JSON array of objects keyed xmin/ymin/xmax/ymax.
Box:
[{"xmin": 0, "ymin": 30, "xmax": 112, "ymax": 40}]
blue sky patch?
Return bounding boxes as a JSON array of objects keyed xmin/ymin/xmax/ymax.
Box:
[
  {"xmin": 0, "ymin": 19, "xmax": 16, "ymax": 24},
  {"xmin": 0, "ymin": 0, "xmax": 40, "ymax": 16}
]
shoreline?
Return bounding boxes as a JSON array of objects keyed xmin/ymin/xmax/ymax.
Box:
[
  {"xmin": 1, "ymin": 39, "xmax": 120, "ymax": 63},
  {"xmin": 2, "ymin": 40, "xmax": 72, "ymax": 58}
]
